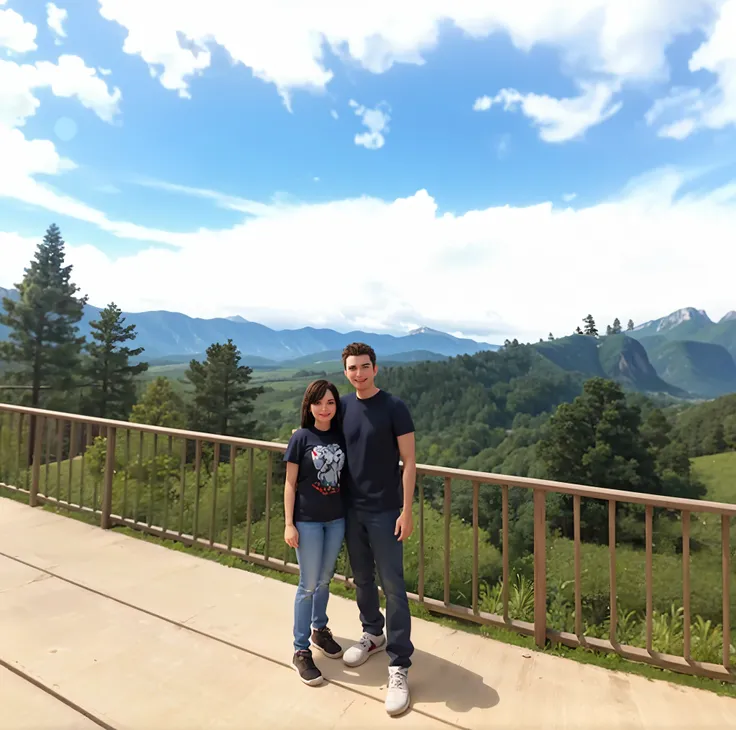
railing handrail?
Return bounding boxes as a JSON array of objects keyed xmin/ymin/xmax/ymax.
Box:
[{"xmin": 2, "ymin": 401, "xmax": 736, "ymax": 517}]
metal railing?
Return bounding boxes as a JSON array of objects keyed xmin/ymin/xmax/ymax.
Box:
[{"xmin": 0, "ymin": 402, "xmax": 734, "ymax": 683}]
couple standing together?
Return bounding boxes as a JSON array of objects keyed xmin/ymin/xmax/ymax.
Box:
[{"xmin": 283, "ymin": 342, "xmax": 416, "ymax": 716}]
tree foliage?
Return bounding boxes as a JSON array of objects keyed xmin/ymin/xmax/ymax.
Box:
[
  {"xmin": 130, "ymin": 376, "xmax": 187, "ymax": 428},
  {"xmin": 0, "ymin": 224, "xmax": 86, "ymax": 407},
  {"xmin": 583, "ymin": 314, "xmax": 598, "ymax": 337},
  {"xmin": 84, "ymin": 303, "xmax": 148, "ymax": 419},
  {"xmin": 185, "ymin": 339, "xmax": 264, "ymax": 436}
]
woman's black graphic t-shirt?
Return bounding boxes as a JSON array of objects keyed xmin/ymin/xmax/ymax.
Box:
[{"xmin": 284, "ymin": 426, "xmax": 346, "ymax": 523}]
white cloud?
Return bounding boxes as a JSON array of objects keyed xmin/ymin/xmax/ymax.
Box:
[
  {"xmin": 2, "ymin": 166, "xmax": 735, "ymax": 343},
  {"xmin": 349, "ymin": 99, "xmax": 390, "ymax": 149},
  {"xmin": 474, "ymin": 82, "xmax": 622, "ymax": 142},
  {"xmin": 98, "ymin": 67, "xmax": 112, "ymax": 76},
  {"xmin": 647, "ymin": 0, "xmax": 736, "ymax": 139},
  {"xmin": 330, "ymin": 109, "xmax": 338, "ymax": 120},
  {"xmin": 46, "ymin": 2, "xmax": 67, "ymax": 42},
  {"xmin": 563, "ymin": 192, "xmax": 577, "ymax": 202},
  {"xmin": 95, "ymin": 0, "xmax": 718, "ymax": 107},
  {"xmin": 0, "ymin": 2, "xmax": 37, "ymax": 53}
]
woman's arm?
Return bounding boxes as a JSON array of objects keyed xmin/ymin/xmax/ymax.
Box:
[{"xmin": 284, "ymin": 462, "xmax": 299, "ymax": 548}]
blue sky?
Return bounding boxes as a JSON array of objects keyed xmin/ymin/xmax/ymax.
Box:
[{"xmin": 1, "ymin": 0, "xmax": 736, "ymax": 343}]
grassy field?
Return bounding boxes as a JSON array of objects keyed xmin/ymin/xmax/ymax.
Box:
[{"xmin": 692, "ymin": 451, "xmax": 736, "ymax": 504}]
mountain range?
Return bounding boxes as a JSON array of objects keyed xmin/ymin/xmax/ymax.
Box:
[
  {"xmin": 2, "ymin": 288, "xmax": 736, "ymax": 399},
  {"xmin": 0, "ymin": 287, "xmax": 493, "ymax": 361}
]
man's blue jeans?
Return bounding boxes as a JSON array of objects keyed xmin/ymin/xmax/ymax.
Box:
[
  {"xmin": 293, "ymin": 517, "xmax": 345, "ymax": 652},
  {"xmin": 345, "ymin": 508, "xmax": 413, "ymax": 668}
]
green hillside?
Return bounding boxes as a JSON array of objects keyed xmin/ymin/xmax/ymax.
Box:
[
  {"xmin": 691, "ymin": 451, "xmax": 736, "ymax": 504},
  {"xmin": 534, "ymin": 334, "xmax": 682, "ymax": 396},
  {"xmin": 639, "ymin": 337, "xmax": 736, "ymax": 398}
]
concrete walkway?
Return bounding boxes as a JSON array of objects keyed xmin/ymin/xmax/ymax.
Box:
[{"xmin": 1, "ymin": 499, "xmax": 735, "ymax": 730}]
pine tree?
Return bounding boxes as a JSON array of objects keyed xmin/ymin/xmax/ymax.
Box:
[
  {"xmin": 548, "ymin": 333, "xmax": 554, "ymax": 341},
  {"xmin": 0, "ymin": 224, "xmax": 87, "ymax": 408},
  {"xmin": 606, "ymin": 325, "xmax": 613, "ymax": 336},
  {"xmin": 612, "ymin": 318, "xmax": 622, "ymax": 334},
  {"xmin": 84, "ymin": 303, "xmax": 148, "ymax": 419},
  {"xmin": 130, "ymin": 377, "xmax": 186, "ymax": 428},
  {"xmin": 575, "ymin": 326, "xmax": 583, "ymax": 335},
  {"xmin": 185, "ymin": 339, "xmax": 264, "ymax": 436},
  {"xmin": 583, "ymin": 314, "xmax": 598, "ymax": 337},
  {"xmin": 627, "ymin": 319, "xmax": 635, "ymax": 331}
]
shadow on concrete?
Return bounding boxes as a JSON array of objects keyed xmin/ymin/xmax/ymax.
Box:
[{"xmin": 321, "ymin": 636, "xmax": 500, "ymax": 714}]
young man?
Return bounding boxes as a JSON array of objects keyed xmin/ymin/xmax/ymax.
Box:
[{"xmin": 339, "ymin": 342, "xmax": 416, "ymax": 717}]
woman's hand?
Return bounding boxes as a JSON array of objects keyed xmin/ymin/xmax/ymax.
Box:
[{"xmin": 284, "ymin": 524, "xmax": 299, "ymax": 548}]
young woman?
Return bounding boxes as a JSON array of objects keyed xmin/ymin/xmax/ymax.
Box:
[{"xmin": 283, "ymin": 379, "xmax": 346, "ymax": 685}]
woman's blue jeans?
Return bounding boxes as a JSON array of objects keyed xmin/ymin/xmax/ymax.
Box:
[{"xmin": 293, "ymin": 517, "xmax": 345, "ymax": 652}]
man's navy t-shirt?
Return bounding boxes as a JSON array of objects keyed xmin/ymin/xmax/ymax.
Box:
[
  {"xmin": 283, "ymin": 426, "xmax": 346, "ymax": 523},
  {"xmin": 340, "ymin": 390, "xmax": 414, "ymax": 513}
]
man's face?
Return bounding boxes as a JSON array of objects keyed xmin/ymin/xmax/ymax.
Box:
[{"xmin": 344, "ymin": 354, "xmax": 377, "ymax": 392}]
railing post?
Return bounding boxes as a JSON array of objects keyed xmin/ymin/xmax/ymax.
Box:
[
  {"xmin": 533, "ymin": 488, "xmax": 547, "ymax": 648},
  {"xmin": 29, "ymin": 415, "xmax": 44, "ymax": 507},
  {"xmin": 101, "ymin": 427, "xmax": 116, "ymax": 529}
]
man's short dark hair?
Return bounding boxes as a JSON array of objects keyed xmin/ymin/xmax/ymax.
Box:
[{"xmin": 342, "ymin": 342, "xmax": 376, "ymax": 368}]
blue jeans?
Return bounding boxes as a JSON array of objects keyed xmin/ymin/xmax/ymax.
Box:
[
  {"xmin": 345, "ymin": 508, "xmax": 413, "ymax": 668},
  {"xmin": 293, "ymin": 518, "xmax": 346, "ymax": 652}
]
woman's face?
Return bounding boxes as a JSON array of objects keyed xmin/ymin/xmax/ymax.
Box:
[{"xmin": 310, "ymin": 390, "xmax": 337, "ymax": 427}]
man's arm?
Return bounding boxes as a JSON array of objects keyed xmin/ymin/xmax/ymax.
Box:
[{"xmin": 395, "ymin": 432, "xmax": 416, "ymax": 541}]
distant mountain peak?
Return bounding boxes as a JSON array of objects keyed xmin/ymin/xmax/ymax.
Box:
[
  {"xmin": 227, "ymin": 315, "xmax": 249, "ymax": 323},
  {"xmin": 721, "ymin": 311, "xmax": 736, "ymax": 323},
  {"xmin": 408, "ymin": 326, "xmax": 447, "ymax": 337},
  {"xmin": 634, "ymin": 307, "xmax": 712, "ymax": 333}
]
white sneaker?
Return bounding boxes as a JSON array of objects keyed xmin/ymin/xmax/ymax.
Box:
[
  {"xmin": 342, "ymin": 632, "xmax": 386, "ymax": 667},
  {"xmin": 385, "ymin": 666, "xmax": 410, "ymax": 716}
]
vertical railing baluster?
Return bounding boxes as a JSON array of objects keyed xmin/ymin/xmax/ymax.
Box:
[
  {"xmin": 502, "ymin": 485, "xmax": 510, "ymax": 622},
  {"xmin": 123, "ymin": 430, "xmax": 130, "ymax": 519},
  {"xmin": 418, "ymin": 475, "xmax": 425, "ymax": 602},
  {"xmin": 246, "ymin": 448, "xmax": 254, "ymax": 554},
  {"xmin": 443, "ymin": 477, "xmax": 451, "ymax": 606},
  {"xmin": 68, "ymin": 421, "xmax": 77, "ymax": 505},
  {"xmin": 472, "ymin": 480, "xmax": 479, "ymax": 615},
  {"xmin": 265, "ymin": 451, "xmax": 273, "ymax": 560},
  {"xmin": 574, "ymin": 494, "xmax": 582, "ymax": 640},
  {"xmin": 609, "ymin": 499, "xmax": 617, "ymax": 644},
  {"xmin": 178, "ymin": 438, "xmax": 186, "ymax": 536},
  {"xmin": 134, "ymin": 431, "xmax": 143, "ymax": 522},
  {"xmin": 163, "ymin": 435, "xmax": 172, "ymax": 533},
  {"xmin": 101, "ymin": 427, "xmax": 116, "ymax": 529},
  {"xmin": 55, "ymin": 418, "xmax": 62, "ymax": 502},
  {"xmin": 44, "ymin": 417, "xmax": 51, "ymax": 497},
  {"xmin": 645, "ymin": 505, "xmax": 653, "ymax": 653},
  {"xmin": 193, "ymin": 439, "xmax": 202, "ymax": 540},
  {"xmin": 533, "ymin": 489, "xmax": 547, "ymax": 648},
  {"xmin": 30, "ymin": 416, "xmax": 45, "ymax": 507},
  {"xmin": 148, "ymin": 433, "xmax": 157, "ymax": 527},
  {"xmin": 79, "ymin": 423, "xmax": 86, "ymax": 508},
  {"xmin": 682, "ymin": 510, "xmax": 691, "ymax": 662},
  {"xmin": 210, "ymin": 442, "xmax": 220, "ymax": 546},
  {"xmin": 227, "ymin": 445, "xmax": 236, "ymax": 550},
  {"xmin": 16, "ymin": 412, "xmax": 24, "ymax": 489},
  {"xmin": 723, "ymin": 515, "xmax": 731, "ymax": 668}
]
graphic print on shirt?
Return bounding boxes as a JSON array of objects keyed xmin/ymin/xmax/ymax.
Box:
[{"xmin": 311, "ymin": 444, "xmax": 345, "ymax": 495}]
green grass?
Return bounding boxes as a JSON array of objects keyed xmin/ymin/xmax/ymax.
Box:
[
  {"xmin": 3, "ymin": 491, "xmax": 736, "ymax": 700},
  {"xmin": 692, "ymin": 451, "xmax": 736, "ymax": 504}
]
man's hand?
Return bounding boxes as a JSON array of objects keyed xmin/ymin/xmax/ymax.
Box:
[{"xmin": 394, "ymin": 510, "xmax": 414, "ymax": 542}]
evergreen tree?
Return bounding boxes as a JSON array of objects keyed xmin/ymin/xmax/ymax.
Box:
[
  {"xmin": 627, "ymin": 319, "xmax": 635, "ymax": 331},
  {"xmin": 575, "ymin": 326, "xmax": 583, "ymax": 335},
  {"xmin": 84, "ymin": 303, "xmax": 148, "ymax": 419},
  {"xmin": 0, "ymin": 224, "xmax": 87, "ymax": 408},
  {"xmin": 612, "ymin": 318, "xmax": 622, "ymax": 334},
  {"xmin": 606, "ymin": 325, "xmax": 613, "ymax": 336},
  {"xmin": 130, "ymin": 377, "xmax": 186, "ymax": 428},
  {"xmin": 548, "ymin": 333, "xmax": 554, "ymax": 341},
  {"xmin": 185, "ymin": 339, "xmax": 263, "ymax": 436},
  {"xmin": 583, "ymin": 314, "xmax": 598, "ymax": 337}
]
